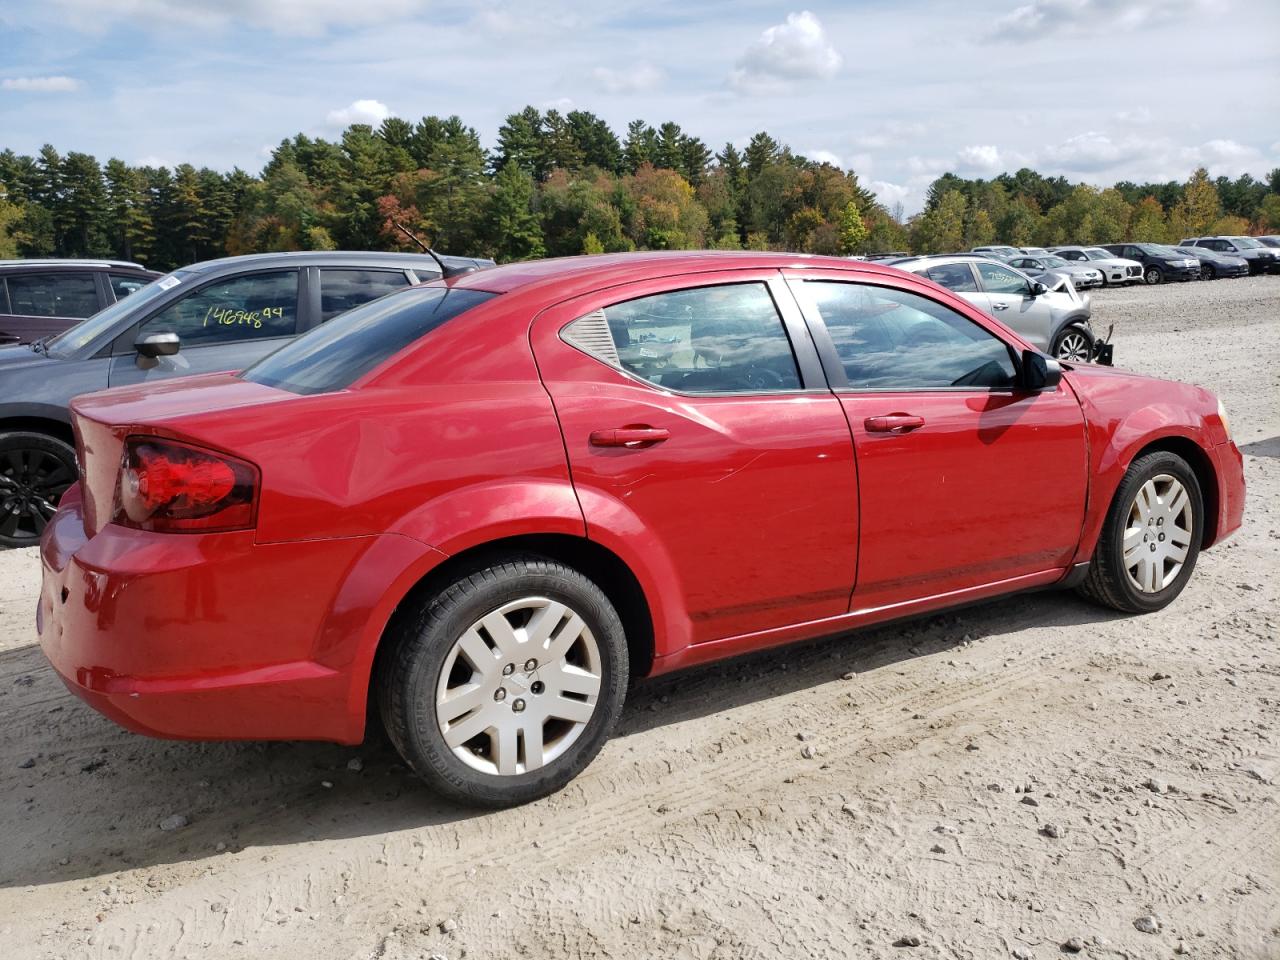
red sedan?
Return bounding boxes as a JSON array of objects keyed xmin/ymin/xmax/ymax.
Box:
[{"xmin": 37, "ymin": 252, "xmax": 1245, "ymax": 806}]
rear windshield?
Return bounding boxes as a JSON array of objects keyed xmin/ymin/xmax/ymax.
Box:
[{"xmin": 241, "ymin": 285, "xmax": 496, "ymax": 395}]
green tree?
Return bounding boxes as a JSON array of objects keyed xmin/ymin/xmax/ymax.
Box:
[
  {"xmin": 492, "ymin": 106, "xmax": 547, "ymax": 179},
  {"xmin": 486, "ymin": 161, "xmax": 544, "ymax": 261},
  {"xmin": 910, "ymin": 189, "xmax": 966, "ymax": 253},
  {"xmin": 103, "ymin": 158, "xmax": 153, "ymax": 263},
  {"xmin": 838, "ymin": 199, "xmax": 867, "ymax": 255},
  {"xmin": 1173, "ymin": 168, "xmax": 1221, "ymax": 237}
]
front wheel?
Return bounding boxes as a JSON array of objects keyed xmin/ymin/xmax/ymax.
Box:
[
  {"xmin": 1201, "ymin": 264, "xmax": 1216, "ymax": 281},
  {"xmin": 1077, "ymin": 451, "xmax": 1203, "ymax": 614},
  {"xmin": 1052, "ymin": 325, "xmax": 1094, "ymax": 363},
  {"xmin": 0, "ymin": 431, "xmax": 78, "ymax": 549},
  {"xmin": 1144, "ymin": 265, "xmax": 1163, "ymax": 285},
  {"xmin": 377, "ymin": 557, "xmax": 629, "ymax": 807}
]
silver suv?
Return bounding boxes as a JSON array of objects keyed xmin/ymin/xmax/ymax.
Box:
[{"xmin": 890, "ymin": 255, "xmax": 1103, "ymax": 363}]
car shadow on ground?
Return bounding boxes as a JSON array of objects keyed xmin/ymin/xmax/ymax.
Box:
[
  {"xmin": 0, "ymin": 587, "xmax": 1128, "ymax": 890},
  {"xmin": 1239, "ymin": 435, "xmax": 1279, "ymax": 459}
]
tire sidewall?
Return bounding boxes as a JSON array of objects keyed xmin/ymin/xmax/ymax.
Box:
[
  {"xmin": 386, "ymin": 561, "xmax": 629, "ymax": 807},
  {"xmin": 0, "ymin": 431, "xmax": 77, "ymax": 549},
  {"xmin": 1053, "ymin": 325, "xmax": 1094, "ymax": 362},
  {"xmin": 1100, "ymin": 453, "xmax": 1204, "ymax": 613},
  {"xmin": 1144, "ymin": 266, "xmax": 1162, "ymax": 285}
]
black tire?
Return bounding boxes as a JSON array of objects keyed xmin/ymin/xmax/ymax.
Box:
[
  {"xmin": 1052, "ymin": 324, "xmax": 1095, "ymax": 363},
  {"xmin": 1201, "ymin": 264, "xmax": 1215, "ymax": 281},
  {"xmin": 0, "ymin": 431, "xmax": 77, "ymax": 549},
  {"xmin": 377, "ymin": 557, "xmax": 629, "ymax": 807},
  {"xmin": 1077, "ymin": 451, "xmax": 1204, "ymax": 614},
  {"xmin": 1144, "ymin": 265, "xmax": 1163, "ymax": 285}
]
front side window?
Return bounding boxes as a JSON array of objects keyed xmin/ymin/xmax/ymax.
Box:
[
  {"xmin": 319, "ymin": 268, "xmax": 412, "ymax": 322},
  {"xmin": 563, "ymin": 283, "xmax": 801, "ymax": 394},
  {"xmin": 137, "ymin": 271, "xmax": 298, "ymax": 347},
  {"xmin": 243, "ymin": 285, "xmax": 496, "ymax": 395},
  {"xmin": 1058, "ymin": 250, "xmax": 1085, "ymax": 261},
  {"xmin": 976, "ymin": 262, "xmax": 1031, "ymax": 296},
  {"xmin": 6, "ymin": 273, "xmax": 99, "ymax": 318},
  {"xmin": 925, "ymin": 263, "xmax": 978, "ymax": 292},
  {"xmin": 800, "ymin": 281, "xmax": 1017, "ymax": 391}
]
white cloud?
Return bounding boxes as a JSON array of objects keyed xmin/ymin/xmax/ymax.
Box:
[
  {"xmin": 1047, "ymin": 131, "xmax": 1152, "ymax": 172},
  {"xmin": 985, "ymin": 0, "xmax": 1201, "ymax": 41},
  {"xmin": 854, "ymin": 121, "xmax": 927, "ymax": 150},
  {"xmin": 2, "ymin": 75, "xmax": 80, "ymax": 93},
  {"xmin": 325, "ymin": 99, "xmax": 392, "ymax": 127},
  {"xmin": 591, "ymin": 63, "xmax": 663, "ymax": 95},
  {"xmin": 1180, "ymin": 138, "xmax": 1265, "ymax": 178},
  {"xmin": 541, "ymin": 97, "xmax": 576, "ymax": 113},
  {"xmin": 869, "ymin": 180, "xmax": 912, "ymax": 208},
  {"xmin": 808, "ymin": 149, "xmax": 843, "ymax": 167},
  {"xmin": 956, "ymin": 144, "xmax": 1003, "ymax": 173},
  {"xmin": 730, "ymin": 11, "xmax": 841, "ymax": 94},
  {"xmin": 46, "ymin": 0, "xmax": 430, "ymax": 36}
]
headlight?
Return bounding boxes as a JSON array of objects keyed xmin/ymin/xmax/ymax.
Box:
[{"xmin": 1217, "ymin": 399, "xmax": 1232, "ymax": 441}]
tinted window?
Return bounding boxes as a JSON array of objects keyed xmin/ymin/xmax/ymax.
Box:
[
  {"xmin": 320, "ymin": 268, "xmax": 412, "ymax": 322},
  {"xmin": 569, "ymin": 283, "xmax": 801, "ymax": 394},
  {"xmin": 975, "ymin": 262, "xmax": 1031, "ymax": 295},
  {"xmin": 925, "ymin": 263, "xmax": 978, "ymax": 292},
  {"xmin": 1058, "ymin": 250, "xmax": 1084, "ymax": 260},
  {"xmin": 243, "ymin": 285, "xmax": 496, "ymax": 395},
  {"xmin": 801, "ymin": 282, "xmax": 1017, "ymax": 390},
  {"xmin": 137, "ymin": 271, "xmax": 298, "ymax": 347},
  {"xmin": 110, "ymin": 274, "xmax": 151, "ymax": 299},
  {"xmin": 6, "ymin": 273, "xmax": 99, "ymax": 318},
  {"xmin": 46, "ymin": 271, "xmax": 191, "ymax": 358}
]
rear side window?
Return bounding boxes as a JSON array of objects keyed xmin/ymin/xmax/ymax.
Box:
[
  {"xmin": 562, "ymin": 283, "xmax": 801, "ymax": 394},
  {"xmin": 136, "ymin": 270, "xmax": 298, "ymax": 347},
  {"xmin": 925, "ymin": 263, "xmax": 978, "ymax": 292},
  {"xmin": 319, "ymin": 268, "xmax": 412, "ymax": 322},
  {"xmin": 110, "ymin": 274, "xmax": 151, "ymax": 299},
  {"xmin": 242, "ymin": 285, "xmax": 496, "ymax": 395},
  {"xmin": 800, "ymin": 281, "xmax": 1017, "ymax": 390},
  {"xmin": 6, "ymin": 273, "xmax": 99, "ymax": 318}
]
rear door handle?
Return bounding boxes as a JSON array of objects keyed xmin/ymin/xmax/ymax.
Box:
[
  {"xmin": 864, "ymin": 414, "xmax": 925, "ymax": 434},
  {"xmin": 589, "ymin": 426, "xmax": 670, "ymax": 447}
]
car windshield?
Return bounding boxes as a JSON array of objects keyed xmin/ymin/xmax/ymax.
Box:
[
  {"xmin": 1230, "ymin": 237, "xmax": 1262, "ymax": 249},
  {"xmin": 1137, "ymin": 244, "xmax": 1182, "ymax": 257},
  {"xmin": 242, "ymin": 283, "xmax": 497, "ymax": 395},
  {"xmin": 46, "ymin": 272, "xmax": 189, "ymax": 358},
  {"xmin": 1041, "ymin": 256, "xmax": 1069, "ymax": 267},
  {"xmin": 1084, "ymin": 248, "xmax": 1112, "ymax": 259}
]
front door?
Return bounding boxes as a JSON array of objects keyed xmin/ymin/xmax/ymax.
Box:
[
  {"xmin": 788, "ymin": 273, "xmax": 1088, "ymax": 611},
  {"xmin": 108, "ymin": 269, "xmax": 301, "ymax": 386},
  {"xmin": 531, "ymin": 271, "xmax": 858, "ymax": 647}
]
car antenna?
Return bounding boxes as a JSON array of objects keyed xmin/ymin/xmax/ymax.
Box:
[{"xmin": 390, "ymin": 219, "xmax": 477, "ymax": 278}]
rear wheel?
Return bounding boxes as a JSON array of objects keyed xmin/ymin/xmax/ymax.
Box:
[
  {"xmin": 1144, "ymin": 265, "xmax": 1163, "ymax": 285},
  {"xmin": 0, "ymin": 432, "xmax": 77, "ymax": 549},
  {"xmin": 1077, "ymin": 451, "xmax": 1203, "ymax": 614},
  {"xmin": 1052, "ymin": 325, "xmax": 1094, "ymax": 363},
  {"xmin": 377, "ymin": 557, "xmax": 629, "ymax": 807}
]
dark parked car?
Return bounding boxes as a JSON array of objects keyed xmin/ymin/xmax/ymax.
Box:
[
  {"xmin": 1101, "ymin": 244, "xmax": 1201, "ymax": 284},
  {"xmin": 0, "ymin": 250, "xmax": 489, "ymax": 548},
  {"xmin": 1173, "ymin": 246, "xmax": 1249, "ymax": 280},
  {"xmin": 1179, "ymin": 237, "xmax": 1280, "ymax": 275},
  {"xmin": 0, "ymin": 259, "xmax": 159, "ymax": 343}
]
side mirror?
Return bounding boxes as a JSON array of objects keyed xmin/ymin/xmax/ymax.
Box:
[
  {"xmin": 1029, "ymin": 280, "xmax": 1048, "ymax": 297},
  {"xmin": 134, "ymin": 331, "xmax": 180, "ymax": 358},
  {"xmin": 1020, "ymin": 350, "xmax": 1063, "ymax": 390}
]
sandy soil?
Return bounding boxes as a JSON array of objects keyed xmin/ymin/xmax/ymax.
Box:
[{"xmin": 1, "ymin": 276, "xmax": 1277, "ymax": 960}]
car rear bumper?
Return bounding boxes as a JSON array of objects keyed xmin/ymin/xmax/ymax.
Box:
[{"xmin": 37, "ymin": 488, "xmax": 440, "ymax": 744}]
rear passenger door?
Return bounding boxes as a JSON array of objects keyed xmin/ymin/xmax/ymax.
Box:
[
  {"xmin": 108, "ymin": 270, "xmax": 302, "ymax": 386},
  {"xmin": 1, "ymin": 272, "xmax": 104, "ymax": 342},
  {"xmin": 531, "ymin": 270, "xmax": 859, "ymax": 648}
]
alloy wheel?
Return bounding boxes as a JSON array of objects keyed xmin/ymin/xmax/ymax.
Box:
[
  {"xmin": 1056, "ymin": 331, "xmax": 1091, "ymax": 362},
  {"xmin": 435, "ymin": 597, "xmax": 603, "ymax": 776},
  {"xmin": 0, "ymin": 447, "xmax": 75, "ymax": 542},
  {"xmin": 1122, "ymin": 474, "xmax": 1194, "ymax": 594},
  {"xmin": 1144, "ymin": 267, "xmax": 1161, "ymax": 284}
]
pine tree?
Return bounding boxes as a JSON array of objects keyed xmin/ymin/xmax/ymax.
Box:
[
  {"xmin": 492, "ymin": 107, "xmax": 548, "ymax": 179},
  {"xmin": 486, "ymin": 161, "xmax": 544, "ymax": 262},
  {"xmin": 622, "ymin": 120, "xmax": 658, "ymax": 173},
  {"xmin": 103, "ymin": 158, "xmax": 153, "ymax": 263}
]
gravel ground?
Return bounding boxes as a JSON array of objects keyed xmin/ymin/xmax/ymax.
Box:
[{"xmin": 0, "ymin": 275, "xmax": 1277, "ymax": 960}]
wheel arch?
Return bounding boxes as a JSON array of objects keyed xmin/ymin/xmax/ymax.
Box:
[
  {"xmin": 1126, "ymin": 435, "xmax": 1219, "ymax": 548},
  {"xmin": 0, "ymin": 414, "xmax": 75, "ymax": 448}
]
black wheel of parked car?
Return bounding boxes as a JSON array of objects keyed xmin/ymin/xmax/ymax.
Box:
[
  {"xmin": 0, "ymin": 431, "xmax": 77, "ymax": 549},
  {"xmin": 1052, "ymin": 325, "xmax": 1094, "ymax": 363},
  {"xmin": 1200, "ymin": 264, "xmax": 1216, "ymax": 280},
  {"xmin": 1144, "ymin": 266, "xmax": 1163, "ymax": 285},
  {"xmin": 1077, "ymin": 450, "xmax": 1203, "ymax": 614},
  {"xmin": 377, "ymin": 556, "xmax": 630, "ymax": 807}
]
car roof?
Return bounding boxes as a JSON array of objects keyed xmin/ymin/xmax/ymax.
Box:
[
  {"xmin": 0, "ymin": 258, "xmax": 154, "ymax": 272},
  {"xmin": 879, "ymin": 253, "xmax": 1010, "ymax": 270},
  {"xmin": 447, "ymin": 250, "xmax": 910, "ymax": 296},
  {"xmin": 181, "ymin": 250, "xmax": 490, "ymax": 276}
]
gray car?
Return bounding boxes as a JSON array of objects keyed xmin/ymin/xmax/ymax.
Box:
[
  {"xmin": 1007, "ymin": 254, "xmax": 1104, "ymax": 289},
  {"xmin": 1050, "ymin": 246, "xmax": 1143, "ymax": 286},
  {"xmin": 889, "ymin": 255, "xmax": 1099, "ymax": 364},
  {"xmin": 1180, "ymin": 236, "xmax": 1280, "ymax": 275},
  {"xmin": 0, "ymin": 249, "xmax": 489, "ymax": 548}
]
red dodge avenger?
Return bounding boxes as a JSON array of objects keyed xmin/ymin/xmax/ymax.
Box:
[{"xmin": 38, "ymin": 252, "xmax": 1244, "ymax": 806}]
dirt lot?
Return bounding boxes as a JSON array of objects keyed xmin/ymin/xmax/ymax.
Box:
[{"xmin": 1, "ymin": 276, "xmax": 1277, "ymax": 960}]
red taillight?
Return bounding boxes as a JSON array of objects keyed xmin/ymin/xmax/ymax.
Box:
[{"xmin": 112, "ymin": 437, "xmax": 258, "ymax": 533}]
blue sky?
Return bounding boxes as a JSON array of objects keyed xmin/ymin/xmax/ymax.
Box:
[{"xmin": 2, "ymin": 0, "xmax": 1277, "ymax": 213}]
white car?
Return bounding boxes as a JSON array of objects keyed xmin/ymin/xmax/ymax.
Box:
[{"xmin": 1051, "ymin": 246, "xmax": 1142, "ymax": 286}]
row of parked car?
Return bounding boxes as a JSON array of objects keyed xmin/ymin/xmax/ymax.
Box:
[{"xmin": 975, "ymin": 235, "xmax": 1280, "ymax": 284}]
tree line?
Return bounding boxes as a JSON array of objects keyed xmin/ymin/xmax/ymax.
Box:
[{"xmin": 2, "ymin": 106, "xmax": 1278, "ymax": 270}]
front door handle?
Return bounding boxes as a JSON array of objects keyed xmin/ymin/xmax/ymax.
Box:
[
  {"xmin": 589, "ymin": 426, "xmax": 670, "ymax": 447},
  {"xmin": 864, "ymin": 414, "xmax": 925, "ymax": 434},
  {"xmin": 991, "ymin": 301, "xmax": 1010, "ymax": 311}
]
